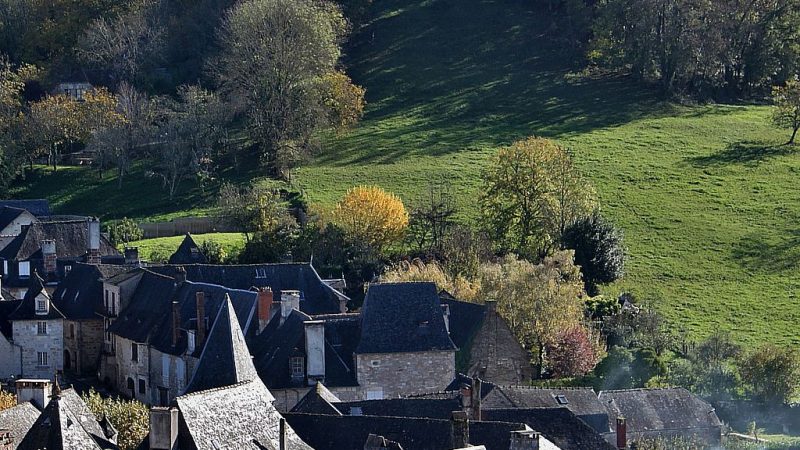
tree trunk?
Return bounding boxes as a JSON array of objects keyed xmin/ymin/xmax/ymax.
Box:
[{"xmin": 789, "ymin": 127, "xmax": 798, "ymax": 145}]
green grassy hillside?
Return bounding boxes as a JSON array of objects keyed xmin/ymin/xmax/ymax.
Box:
[{"xmin": 9, "ymin": 0, "xmax": 800, "ymax": 346}]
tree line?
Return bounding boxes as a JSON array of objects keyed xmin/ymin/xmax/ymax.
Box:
[{"xmin": 0, "ymin": 0, "xmax": 366, "ymax": 193}]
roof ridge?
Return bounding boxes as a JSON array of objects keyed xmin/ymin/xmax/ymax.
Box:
[
  {"xmin": 178, "ymin": 379, "xmax": 255, "ymax": 398},
  {"xmin": 499, "ymin": 385, "xmax": 595, "ymax": 391}
]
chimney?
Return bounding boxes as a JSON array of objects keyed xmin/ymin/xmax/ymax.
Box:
[
  {"xmin": 196, "ymin": 291, "xmax": 205, "ymax": 346},
  {"xmin": 42, "ymin": 240, "xmax": 56, "ymax": 275},
  {"xmin": 15, "ymin": 379, "xmax": 51, "ymax": 409},
  {"xmin": 280, "ymin": 290, "xmax": 301, "ymax": 325},
  {"xmin": 174, "ymin": 266, "xmax": 186, "ymax": 284},
  {"xmin": 472, "ymin": 378, "xmax": 482, "ymax": 421},
  {"xmin": 258, "ymin": 288, "xmax": 273, "ymax": 333},
  {"xmin": 451, "ymin": 411, "xmax": 469, "ymax": 449},
  {"xmin": 87, "ymin": 217, "xmax": 101, "ymax": 265},
  {"xmin": 149, "ymin": 407, "xmax": 178, "ymax": 450},
  {"xmin": 460, "ymin": 384, "xmax": 472, "ymax": 411},
  {"xmin": 304, "ymin": 320, "xmax": 325, "ymax": 385},
  {"xmin": 124, "ymin": 247, "xmax": 140, "ymax": 266},
  {"xmin": 616, "ymin": 417, "xmax": 627, "ymax": 450},
  {"xmin": 510, "ymin": 428, "xmax": 540, "ymax": 450},
  {"xmin": 172, "ymin": 301, "xmax": 180, "ymax": 348},
  {"xmin": 279, "ymin": 417, "xmax": 287, "ymax": 450},
  {"xmin": 441, "ymin": 303, "xmax": 450, "ymax": 333}
]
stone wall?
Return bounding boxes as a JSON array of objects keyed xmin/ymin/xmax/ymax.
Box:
[
  {"xmin": 115, "ymin": 336, "xmax": 151, "ymax": 403},
  {"xmin": 13, "ymin": 319, "xmax": 63, "ymax": 378},
  {"xmin": 467, "ymin": 304, "xmax": 533, "ymax": 384},
  {"xmin": 355, "ymin": 350, "xmax": 455, "ymax": 399},
  {"xmin": 150, "ymin": 348, "xmax": 195, "ymax": 405},
  {"xmin": 64, "ymin": 319, "xmax": 104, "ymax": 375},
  {"xmin": 0, "ymin": 334, "xmax": 20, "ymax": 379},
  {"xmin": 271, "ymin": 386, "xmax": 363, "ymax": 412}
]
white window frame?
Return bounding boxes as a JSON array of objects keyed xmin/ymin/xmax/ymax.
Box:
[
  {"xmin": 36, "ymin": 299, "xmax": 47, "ymax": 314},
  {"xmin": 37, "ymin": 321, "xmax": 47, "ymax": 335},
  {"xmin": 18, "ymin": 261, "xmax": 30, "ymax": 277},
  {"xmin": 37, "ymin": 351, "xmax": 49, "ymax": 367},
  {"xmin": 290, "ymin": 356, "xmax": 305, "ymax": 378}
]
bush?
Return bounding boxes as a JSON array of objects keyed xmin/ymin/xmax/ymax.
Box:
[
  {"xmin": 561, "ymin": 213, "xmax": 624, "ymax": 295},
  {"xmin": 82, "ymin": 388, "xmax": 148, "ymax": 450},
  {"xmin": 108, "ymin": 218, "xmax": 143, "ymax": 246},
  {"xmin": 199, "ymin": 239, "xmax": 227, "ymax": 264},
  {"xmin": 740, "ymin": 344, "xmax": 800, "ymax": 404},
  {"xmin": 546, "ymin": 325, "xmax": 602, "ymax": 378}
]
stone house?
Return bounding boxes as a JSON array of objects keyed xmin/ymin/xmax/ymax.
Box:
[
  {"xmin": 0, "ymin": 217, "xmax": 122, "ymax": 299},
  {"xmin": 0, "ymin": 299, "xmax": 22, "ymax": 379},
  {"xmin": 0, "ymin": 207, "xmax": 37, "ymax": 254},
  {"xmin": 7, "ymin": 274, "xmax": 65, "ymax": 378}
]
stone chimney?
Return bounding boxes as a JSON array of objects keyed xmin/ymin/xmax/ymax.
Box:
[
  {"xmin": 195, "ymin": 291, "xmax": 205, "ymax": 346},
  {"xmin": 258, "ymin": 288, "xmax": 273, "ymax": 333},
  {"xmin": 616, "ymin": 417, "xmax": 627, "ymax": 450},
  {"xmin": 172, "ymin": 301, "xmax": 180, "ymax": 348},
  {"xmin": 279, "ymin": 417, "xmax": 287, "ymax": 450},
  {"xmin": 280, "ymin": 290, "xmax": 301, "ymax": 325},
  {"xmin": 87, "ymin": 217, "xmax": 101, "ymax": 265},
  {"xmin": 461, "ymin": 384, "xmax": 472, "ymax": 411},
  {"xmin": 451, "ymin": 411, "xmax": 470, "ymax": 449},
  {"xmin": 149, "ymin": 407, "xmax": 178, "ymax": 450},
  {"xmin": 472, "ymin": 378, "xmax": 482, "ymax": 421},
  {"xmin": 174, "ymin": 266, "xmax": 186, "ymax": 284},
  {"xmin": 441, "ymin": 303, "xmax": 450, "ymax": 333},
  {"xmin": 124, "ymin": 247, "xmax": 140, "ymax": 266},
  {"xmin": 42, "ymin": 240, "xmax": 56, "ymax": 275},
  {"xmin": 304, "ymin": 320, "xmax": 325, "ymax": 385},
  {"xmin": 15, "ymin": 379, "xmax": 51, "ymax": 409},
  {"xmin": 510, "ymin": 428, "xmax": 540, "ymax": 450}
]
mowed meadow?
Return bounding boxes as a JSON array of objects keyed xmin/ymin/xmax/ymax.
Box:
[{"xmin": 9, "ymin": 0, "xmax": 800, "ymax": 345}]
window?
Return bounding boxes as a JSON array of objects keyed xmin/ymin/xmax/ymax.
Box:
[
  {"xmin": 158, "ymin": 387, "xmax": 168, "ymax": 407},
  {"xmin": 36, "ymin": 299, "xmax": 47, "ymax": 314},
  {"xmin": 255, "ymin": 268, "xmax": 267, "ymax": 278},
  {"xmin": 290, "ymin": 357, "xmax": 305, "ymax": 378},
  {"xmin": 131, "ymin": 343, "xmax": 139, "ymax": 362},
  {"xmin": 2, "ymin": 260, "xmax": 7, "ymax": 275},
  {"xmin": 64, "ymin": 265, "xmax": 72, "ymax": 274},
  {"xmin": 366, "ymin": 389, "xmax": 384, "ymax": 400},
  {"xmin": 370, "ymin": 360, "xmax": 381, "ymax": 367},
  {"xmin": 69, "ymin": 324, "xmax": 75, "ymax": 339},
  {"xmin": 127, "ymin": 377, "xmax": 135, "ymax": 392},
  {"xmin": 138, "ymin": 378, "xmax": 146, "ymax": 395},
  {"xmin": 18, "ymin": 261, "xmax": 30, "ymax": 277},
  {"xmin": 555, "ymin": 394, "xmax": 569, "ymax": 405},
  {"xmin": 36, "ymin": 351, "xmax": 48, "ymax": 367},
  {"xmin": 37, "ymin": 321, "xmax": 47, "ymax": 335},
  {"xmin": 111, "ymin": 292, "xmax": 116, "ymax": 316},
  {"xmin": 105, "ymin": 290, "xmax": 109, "ymax": 309}
]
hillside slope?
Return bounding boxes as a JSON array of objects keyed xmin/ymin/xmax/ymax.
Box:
[{"xmin": 294, "ymin": 0, "xmax": 799, "ymax": 346}]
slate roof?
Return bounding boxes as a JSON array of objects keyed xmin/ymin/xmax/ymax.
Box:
[
  {"xmin": 598, "ymin": 388, "xmax": 723, "ymax": 434},
  {"xmin": 183, "ymin": 295, "xmax": 262, "ymax": 395},
  {"xmin": 290, "ymin": 383, "xmax": 343, "ymax": 416},
  {"xmin": 482, "ymin": 408, "xmax": 618, "ymax": 450},
  {"xmin": 0, "ymin": 220, "xmax": 119, "ymax": 261},
  {"xmin": 168, "ymin": 234, "xmax": 207, "ymax": 265},
  {"xmin": 107, "ymin": 271, "xmax": 257, "ymax": 357},
  {"xmin": 149, "ymin": 263, "xmax": 347, "ymax": 314},
  {"xmin": 0, "ymin": 207, "xmax": 28, "ymax": 233},
  {"xmin": 60, "ymin": 388, "xmax": 118, "ymax": 449},
  {"xmin": 444, "ymin": 374, "xmax": 496, "ymax": 398},
  {"xmin": 0, "ymin": 200, "xmax": 50, "ymax": 217},
  {"xmin": 0, "ymin": 299, "xmax": 22, "ymax": 338},
  {"xmin": 52, "ymin": 264, "xmax": 130, "ymax": 320},
  {"xmin": 336, "ymin": 398, "xmax": 463, "ymax": 420},
  {"xmin": 284, "ymin": 413, "xmax": 527, "ymax": 450},
  {"xmin": 439, "ymin": 293, "xmax": 486, "ymax": 353},
  {"xmin": 0, "ymin": 401, "xmax": 39, "ymax": 448},
  {"xmin": 481, "ymin": 386, "xmax": 610, "ymax": 433},
  {"xmin": 8, "ymin": 273, "xmax": 65, "ymax": 321},
  {"xmin": 357, "ymin": 282, "xmax": 457, "ymax": 354},
  {"xmin": 177, "ymin": 379, "xmax": 312, "ymax": 450},
  {"xmin": 16, "ymin": 388, "xmax": 110, "ymax": 450}
]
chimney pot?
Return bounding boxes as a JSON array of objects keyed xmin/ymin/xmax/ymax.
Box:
[
  {"xmin": 280, "ymin": 290, "xmax": 301, "ymax": 324},
  {"xmin": 42, "ymin": 240, "xmax": 57, "ymax": 275},
  {"xmin": 196, "ymin": 292, "xmax": 205, "ymax": 346},
  {"xmin": 87, "ymin": 218, "xmax": 101, "ymax": 265},
  {"xmin": 258, "ymin": 288, "xmax": 273, "ymax": 333},
  {"xmin": 616, "ymin": 417, "xmax": 627, "ymax": 450}
]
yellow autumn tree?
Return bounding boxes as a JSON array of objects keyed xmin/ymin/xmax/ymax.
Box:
[
  {"xmin": 381, "ymin": 258, "xmax": 480, "ymax": 302},
  {"xmin": 332, "ymin": 185, "xmax": 409, "ymax": 252},
  {"xmin": 0, "ymin": 389, "xmax": 14, "ymax": 412}
]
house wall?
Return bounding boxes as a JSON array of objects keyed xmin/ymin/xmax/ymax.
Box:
[
  {"xmin": 149, "ymin": 348, "xmax": 195, "ymax": 406},
  {"xmin": 0, "ymin": 334, "xmax": 21, "ymax": 379},
  {"xmin": 115, "ymin": 335, "xmax": 151, "ymax": 403},
  {"xmin": 0, "ymin": 211, "xmax": 35, "ymax": 238},
  {"xmin": 63, "ymin": 319, "xmax": 104, "ymax": 375},
  {"xmin": 355, "ymin": 350, "xmax": 455, "ymax": 399},
  {"xmin": 467, "ymin": 306, "xmax": 533, "ymax": 384},
  {"xmin": 12, "ymin": 319, "xmax": 63, "ymax": 378}
]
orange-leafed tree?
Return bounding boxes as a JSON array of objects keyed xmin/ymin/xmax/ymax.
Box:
[
  {"xmin": 0, "ymin": 389, "xmax": 14, "ymax": 411},
  {"xmin": 332, "ymin": 185, "xmax": 409, "ymax": 252}
]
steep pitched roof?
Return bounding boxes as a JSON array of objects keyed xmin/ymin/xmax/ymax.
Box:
[
  {"xmin": 439, "ymin": 293, "xmax": 486, "ymax": 352},
  {"xmin": 0, "ymin": 220, "xmax": 119, "ymax": 261},
  {"xmin": 0, "ymin": 207, "xmax": 28, "ymax": 233},
  {"xmin": 177, "ymin": 379, "xmax": 312, "ymax": 450},
  {"xmin": 0, "ymin": 401, "xmax": 39, "ymax": 447},
  {"xmin": 149, "ymin": 263, "xmax": 347, "ymax": 314},
  {"xmin": 357, "ymin": 282, "xmax": 456, "ymax": 354},
  {"xmin": 0, "ymin": 299, "xmax": 22, "ymax": 338},
  {"xmin": 598, "ymin": 388, "xmax": 722, "ymax": 434},
  {"xmin": 290, "ymin": 383, "xmax": 343, "ymax": 415},
  {"xmin": 52, "ymin": 264, "xmax": 131, "ymax": 320},
  {"xmin": 16, "ymin": 389, "xmax": 104, "ymax": 450},
  {"xmin": 0, "ymin": 200, "xmax": 50, "ymax": 217},
  {"xmin": 8, "ymin": 273, "xmax": 65, "ymax": 320},
  {"xmin": 183, "ymin": 295, "xmax": 261, "ymax": 395},
  {"xmin": 482, "ymin": 408, "xmax": 617, "ymax": 450},
  {"xmin": 60, "ymin": 388, "xmax": 118, "ymax": 449},
  {"xmin": 168, "ymin": 234, "xmax": 207, "ymax": 265}
]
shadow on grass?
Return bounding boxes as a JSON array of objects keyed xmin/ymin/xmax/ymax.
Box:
[
  {"xmin": 733, "ymin": 230, "xmax": 800, "ymax": 273},
  {"xmin": 688, "ymin": 141, "xmax": 793, "ymax": 168}
]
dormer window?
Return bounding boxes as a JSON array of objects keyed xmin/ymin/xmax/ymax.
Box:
[
  {"xmin": 36, "ymin": 299, "xmax": 48, "ymax": 315},
  {"xmin": 18, "ymin": 261, "xmax": 30, "ymax": 278},
  {"xmin": 555, "ymin": 394, "xmax": 569, "ymax": 405},
  {"xmin": 290, "ymin": 356, "xmax": 305, "ymax": 379},
  {"xmin": 255, "ymin": 268, "xmax": 267, "ymax": 279}
]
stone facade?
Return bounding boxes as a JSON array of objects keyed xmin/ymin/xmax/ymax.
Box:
[
  {"xmin": 12, "ymin": 319, "xmax": 63, "ymax": 378},
  {"xmin": 355, "ymin": 350, "xmax": 455, "ymax": 399},
  {"xmin": 271, "ymin": 386, "xmax": 363, "ymax": 412},
  {"xmin": 467, "ymin": 302, "xmax": 533, "ymax": 384},
  {"xmin": 114, "ymin": 335, "xmax": 151, "ymax": 403},
  {"xmin": 149, "ymin": 348, "xmax": 196, "ymax": 406},
  {"xmin": 0, "ymin": 334, "xmax": 20, "ymax": 379},
  {"xmin": 63, "ymin": 319, "xmax": 104, "ymax": 375}
]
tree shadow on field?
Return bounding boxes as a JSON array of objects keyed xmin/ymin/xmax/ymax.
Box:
[
  {"xmin": 732, "ymin": 230, "xmax": 800, "ymax": 273},
  {"xmin": 688, "ymin": 140, "xmax": 793, "ymax": 168}
]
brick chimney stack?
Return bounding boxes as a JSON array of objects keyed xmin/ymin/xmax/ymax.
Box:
[
  {"xmin": 257, "ymin": 288, "xmax": 273, "ymax": 333},
  {"xmin": 172, "ymin": 301, "xmax": 180, "ymax": 348},
  {"xmin": 196, "ymin": 291, "xmax": 205, "ymax": 346},
  {"xmin": 450, "ymin": 411, "xmax": 470, "ymax": 449},
  {"xmin": 87, "ymin": 217, "xmax": 101, "ymax": 265},
  {"xmin": 42, "ymin": 240, "xmax": 57, "ymax": 275},
  {"xmin": 616, "ymin": 417, "xmax": 627, "ymax": 450}
]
